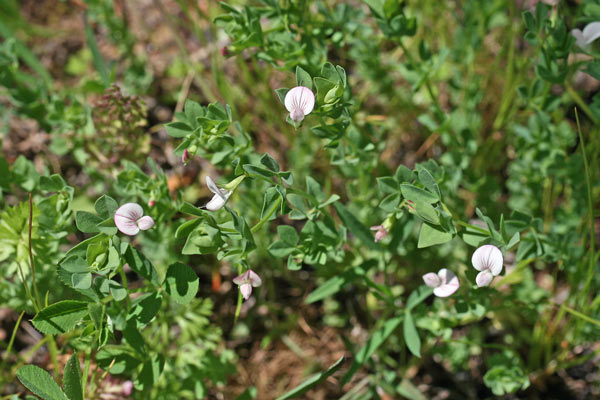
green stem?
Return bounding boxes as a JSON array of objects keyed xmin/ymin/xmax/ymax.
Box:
[
  {"xmin": 3, "ymin": 311, "xmax": 24, "ymax": 364},
  {"xmin": 251, "ymin": 196, "xmax": 282, "ymax": 233},
  {"xmin": 82, "ymin": 348, "xmax": 91, "ymax": 398},
  {"xmin": 567, "ymin": 83, "xmax": 599, "ymax": 125},
  {"xmin": 28, "ymin": 193, "xmax": 41, "ymax": 311},
  {"xmin": 233, "ymin": 264, "xmax": 243, "ymax": 325},
  {"xmin": 576, "ymin": 109, "xmax": 597, "ymax": 310},
  {"xmin": 561, "ymin": 304, "xmax": 600, "ymax": 327}
]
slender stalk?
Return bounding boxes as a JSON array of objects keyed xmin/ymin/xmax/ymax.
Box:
[
  {"xmin": 82, "ymin": 348, "xmax": 91, "ymax": 398},
  {"xmin": 233, "ymin": 264, "xmax": 243, "ymax": 325},
  {"xmin": 3, "ymin": 311, "xmax": 24, "ymax": 363},
  {"xmin": 561, "ymin": 304, "xmax": 600, "ymax": 327},
  {"xmin": 251, "ymin": 196, "xmax": 282, "ymax": 233},
  {"xmin": 576, "ymin": 109, "xmax": 596, "ymax": 310},
  {"xmin": 567, "ymin": 83, "xmax": 599, "ymax": 125},
  {"xmin": 28, "ymin": 193, "xmax": 41, "ymax": 310}
]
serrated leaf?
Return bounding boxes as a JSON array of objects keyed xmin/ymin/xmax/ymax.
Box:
[
  {"xmin": 164, "ymin": 262, "xmax": 199, "ymax": 305},
  {"xmin": 16, "ymin": 365, "xmax": 68, "ymax": 400},
  {"xmin": 32, "ymin": 300, "xmax": 89, "ymax": 335}
]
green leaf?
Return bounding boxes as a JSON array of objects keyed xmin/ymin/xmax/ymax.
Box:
[
  {"xmin": 415, "ymin": 201, "xmax": 440, "ymax": 224},
  {"xmin": 377, "ymin": 176, "xmax": 399, "ymax": 194},
  {"xmin": 32, "ymin": 301, "xmax": 89, "ymax": 335},
  {"xmin": 63, "ymin": 353, "xmax": 83, "ymax": 400},
  {"xmin": 165, "ymin": 121, "xmax": 193, "ymax": 138},
  {"xmin": 129, "ymin": 293, "xmax": 162, "ymax": 325},
  {"xmin": 260, "ymin": 153, "xmax": 280, "ymax": 172},
  {"xmin": 278, "ymin": 225, "xmax": 299, "ymax": 245},
  {"xmin": 123, "ymin": 245, "xmax": 159, "ymax": 285},
  {"xmin": 406, "ymin": 286, "xmax": 433, "ymax": 309},
  {"xmin": 164, "ymin": 262, "xmax": 199, "ymax": 304},
  {"xmin": 75, "ymin": 211, "xmax": 102, "ymax": 233},
  {"xmin": 276, "ymin": 356, "xmax": 345, "ymax": 400},
  {"xmin": 109, "ymin": 280, "xmax": 128, "ymax": 301},
  {"xmin": 417, "ymin": 222, "xmax": 453, "ymax": 248},
  {"xmin": 342, "ymin": 316, "xmax": 403, "ymax": 384},
  {"xmin": 400, "ymin": 184, "xmax": 439, "ymax": 204},
  {"xmin": 417, "ymin": 168, "xmax": 441, "ymax": 199},
  {"xmin": 333, "ymin": 202, "xmax": 379, "ymax": 250},
  {"xmin": 295, "ymin": 65, "xmax": 313, "ymax": 90},
  {"xmin": 16, "ymin": 365, "xmax": 68, "ymax": 400},
  {"xmin": 94, "ymin": 195, "xmax": 118, "ymax": 220},
  {"xmin": 71, "ymin": 272, "xmax": 92, "ymax": 290},
  {"xmin": 305, "ymin": 275, "xmax": 346, "ymax": 304},
  {"xmin": 403, "ymin": 311, "xmax": 421, "ymax": 357}
]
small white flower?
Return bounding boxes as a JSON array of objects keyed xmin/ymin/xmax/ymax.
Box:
[
  {"xmin": 114, "ymin": 203, "xmax": 154, "ymax": 236},
  {"xmin": 572, "ymin": 22, "xmax": 600, "ymax": 51},
  {"xmin": 284, "ymin": 86, "xmax": 315, "ymax": 122},
  {"xmin": 422, "ymin": 268, "xmax": 460, "ymax": 297},
  {"xmin": 205, "ymin": 176, "xmax": 232, "ymax": 211},
  {"xmin": 471, "ymin": 244, "xmax": 503, "ymax": 287},
  {"xmin": 233, "ymin": 269, "xmax": 262, "ymax": 300}
]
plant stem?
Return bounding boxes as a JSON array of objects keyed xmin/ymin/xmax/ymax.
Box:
[
  {"xmin": 3, "ymin": 311, "xmax": 24, "ymax": 364},
  {"xmin": 576, "ymin": 109, "xmax": 596, "ymax": 310},
  {"xmin": 28, "ymin": 193, "xmax": 41, "ymax": 310},
  {"xmin": 567, "ymin": 82, "xmax": 598, "ymax": 125},
  {"xmin": 251, "ymin": 196, "xmax": 282, "ymax": 233}
]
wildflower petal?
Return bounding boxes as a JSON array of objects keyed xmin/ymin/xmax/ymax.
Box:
[
  {"xmin": 206, "ymin": 176, "xmax": 223, "ymax": 197},
  {"xmin": 232, "ymin": 270, "xmax": 249, "ymax": 285},
  {"xmin": 239, "ymin": 282, "xmax": 252, "ymax": 300},
  {"xmin": 572, "ymin": 29, "xmax": 588, "ymax": 49},
  {"xmin": 476, "ymin": 270, "xmax": 494, "ymax": 287},
  {"xmin": 137, "ymin": 216, "xmax": 154, "ymax": 231},
  {"xmin": 471, "ymin": 244, "xmax": 503, "ymax": 275},
  {"xmin": 422, "ymin": 272, "xmax": 441, "ymax": 288},
  {"xmin": 284, "ymin": 86, "xmax": 315, "ymax": 121},
  {"xmin": 434, "ymin": 268, "xmax": 460, "ymax": 297},
  {"xmin": 248, "ymin": 269, "xmax": 262, "ymax": 287},
  {"xmin": 205, "ymin": 191, "xmax": 232, "ymax": 211},
  {"xmin": 583, "ymin": 21, "xmax": 600, "ymax": 44},
  {"xmin": 114, "ymin": 203, "xmax": 144, "ymax": 235}
]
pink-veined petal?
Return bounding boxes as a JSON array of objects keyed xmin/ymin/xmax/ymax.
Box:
[
  {"xmin": 433, "ymin": 268, "xmax": 459, "ymax": 297},
  {"xmin": 239, "ymin": 283, "xmax": 252, "ymax": 300},
  {"xmin": 476, "ymin": 270, "xmax": 494, "ymax": 287},
  {"xmin": 422, "ymin": 272, "xmax": 441, "ymax": 288},
  {"xmin": 471, "ymin": 244, "xmax": 503, "ymax": 275},
  {"xmin": 115, "ymin": 203, "xmax": 143, "ymax": 221},
  {"xmin": 248, "ymin": 269, "xmax": 262, "ymax": 287},
  {"xmin": 233, "ymin": 270, "xmax": 249, "ymax": 285},
  {"xmin": 284, "ymin": 86, "xmax": 315, "ymax": 117},
  {"xmin": 370, "ymin": 225, "xmax": 384, "ymax": 231},
  {"xmin": 137, "ymin": 215, "xmax": 154, "ymax": 231},
  {"xmin": 583, "ymin": 22, "xmax": 600, "ymax": 44},
  {"xmin": 114, "ymin": 203, "xmax": 144, "ymax": 235},
  {"xmin": 114, "ymin": 215, "xmax": 140, "ymax": 236}
]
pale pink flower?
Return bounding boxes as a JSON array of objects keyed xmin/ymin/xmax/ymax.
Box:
[
  {"xmin": 284, "ymin": 86, "xmax": 315, "ymax": 122},
  {"xmin": 422, "ymin": 268, "xmax": 460, "ymax": 297},
  {"xmin": 233, "ymin": 269, "xmax": 262, "ymax": 300},
  {"xmin": 370, "ymin": 225, "xmax": 388, "ymax": 243},
  {"xmin": 114, "ymin": 203, "xmax": 154, "ymax": 236},
  {"xmin": 472, "ymin": 244, "xmax": 503, "ymax": 287},
  {"xmin": 572, "ymin": 22, "xmax": 600, "ymax": 51},
  {"xmin": 122, "ymin": 380, "xmax": 133, "ymax": 396}
]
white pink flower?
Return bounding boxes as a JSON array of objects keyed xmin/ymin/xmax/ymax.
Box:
[
  {"xmin": 284, "ymin": 86, "xmax": 315, "ymax": 122},
  {"xmin": 205, "ymin": 176, "xmax": 232, "ymax": 211},
  {"xmin": 472, "ymin": 244, "xmax": 503, "ymax": 287},
  {"xmin": 572, "ymin": 22, "xmax": 600, "ymax": 51},
  {"xmin": 370, "ymin": 225, "xmax": 388, "ymax": 243},
  {"xmin": 114, "ymin": 203, "xmax": 154, "ymax": 236},
  {"xmin": 233, "ymin": 269, "xmax": 262, "ymax": 300},
  {"xmin": 422, "ymin": 268, "xmax": 460, "ymax": 297}
]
